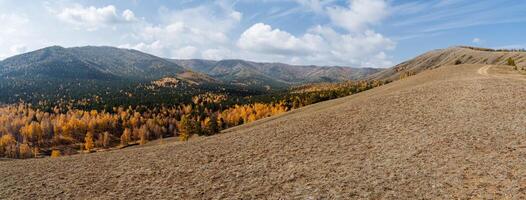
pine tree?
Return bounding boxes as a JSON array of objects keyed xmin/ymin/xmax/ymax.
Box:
[{"xmin": 208, "ymin": 114, "xmax": 220, "ymax": 135}]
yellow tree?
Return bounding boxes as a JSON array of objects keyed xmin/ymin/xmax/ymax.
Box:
[
  {"xmin": 84, "ymin": 131, "xmax": 94, "ymax": 152},
  {"xmin": 0, "ymin": 134, "xmax": 17, "ymax": 158},
  {"xmin": 179, "ymin": 115, "xmax": 190, "ymax": 141},
  {"xmin": 19, "ymin": 143, "xmax": 32, "ymax": 159},
  {"xmin": 121, "ymin": 128, "xmax": 131, "ymax": 146}
]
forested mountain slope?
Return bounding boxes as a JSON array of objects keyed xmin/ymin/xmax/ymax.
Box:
[
  {"xmin": 171, "ymin": 59, "xmax": 380, "ymax": 87},
  {"xmin": 0, "ymin": 46, "xmax": 186, "ymax": 80}
]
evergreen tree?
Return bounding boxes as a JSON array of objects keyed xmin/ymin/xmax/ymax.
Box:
[{"xmin": 208, "ymin": 114, "xmax": 220, "ymax": 135}]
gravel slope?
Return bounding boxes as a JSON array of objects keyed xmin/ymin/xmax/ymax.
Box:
[{"xmin": 2, "ymin": 64, "xmax": 526, "ymax": 199}]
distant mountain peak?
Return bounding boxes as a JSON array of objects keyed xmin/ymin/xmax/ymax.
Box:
[{"xmin": 0, "ymin": 45, "xmax": 186, "ymax": 80}]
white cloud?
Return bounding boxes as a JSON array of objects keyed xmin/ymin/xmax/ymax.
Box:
[
  {"xmin": 122, "ymin": 9, "xmax": 137, "ymax": 21},
  {"xmin": 121, "ymin": 2, "xmax": 241, "ymax": 60},
  {"xmin": 202, "ymin": 48, "xmax": 233, "ymax": 60},
  {"xmin": 327, "ymin": 0, "xmax": 389, "ymax": 32},
  {"xmin": 56, "ymin": 5, "xmax": 138, "ymax": 30},
  {"xmin": 173, "ymin": 46, "xmax": 199, "ymax": 59},
  {"xmin": 238, "ymin": 23, "xmax": 395, "ymax": 67},
  {"xmin": 0, "ymin": 14, "xmax": 32, "ymax": 59},
  {"xmin": 0, "ymin": 1, "xmax": 396, "ymax": 68},
  {"xmin": 9, "ymin": 44, "xmax": 28, "ymax": 55},
  {"xmin": 472, "ymin": 37, "xmax": 481, "ymax": 44},
  {"xmin": 237, "ymin": 23, "xmax": 317, "ymax": 55}
]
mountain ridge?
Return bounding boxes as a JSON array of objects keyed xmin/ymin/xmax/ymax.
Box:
[
  {"xmin": 0, "ymin": 46, "xmax": 381, "ymax": 89},
  {"xmin": 368, "ymin": 46, "xmax": 526, "ymax": 81},
  {"xmin": 170, "ymin": 58, "xmax": 381, "ymax": 87},
  {"xmin": 0, "ymin": 45, "xmax": 186, "ymax": 81}
]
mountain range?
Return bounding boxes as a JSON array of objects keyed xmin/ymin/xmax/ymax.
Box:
[
  {"xmin": 0, "ymin": 46, "xmax": 186, "ymax": 81},
  {"xmin": 170, "ymin": 59, "xmax": 380, "ymax": 87},
  {"xmin": 0, "ymin": 46, "xmax": 381, "ymax": 89}
]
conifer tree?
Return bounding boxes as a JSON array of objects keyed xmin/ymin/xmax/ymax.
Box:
[{"xmin": 208, "ymin": 114, "xmax": 220, "ymax": 135}]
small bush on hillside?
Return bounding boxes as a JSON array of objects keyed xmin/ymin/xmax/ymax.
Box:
[
  {"xmin": 84, "ymin": 132, "xmax": 94, "ymax": 152},
  {"xmin": 508, "ymin": 57, "xmax": 517, "ymax": 67},
  {"xmin": 51, "ymin": 150, "xmax": 61, "ymax": 158},
  {"xmin": 18, "ymin": 143, "xmax": 32, "ymax": 159},
  {"xmin": 455, "ymin": 60, "xmax": 462, "ymax": 65}
]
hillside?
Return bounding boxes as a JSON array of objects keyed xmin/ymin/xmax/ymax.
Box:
[
  {"xmin": 369, "ymin": 46, "xmax": 526, "ymax": 81},
  {"xmin": 0, "ymin": 46, "xmax": 221, "ymax": 106},
  {"xmin": 171, "ymin": 59, "xmax": 381, "ymax": 87},
  {"xmin": 2, "ymin": 64, "xmax": 526, "ymax": 198},
  {"xmin": 0, "ymin": 46, "xmax": 186, "ymax": 80}
]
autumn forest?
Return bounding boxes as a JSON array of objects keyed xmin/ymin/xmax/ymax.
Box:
[{"xmin": 0, "ymin": 80, "xmax": 385, "ymax": 159}]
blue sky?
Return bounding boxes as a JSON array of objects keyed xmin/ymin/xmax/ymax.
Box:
[{"xmin": 0, "ymin": 0, "xmax": 525, "ymax": 68}]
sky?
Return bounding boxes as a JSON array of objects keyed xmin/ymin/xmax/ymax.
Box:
[{"xmin": 1, "ymin": 0, "xmax": 526, "ymax": 68}]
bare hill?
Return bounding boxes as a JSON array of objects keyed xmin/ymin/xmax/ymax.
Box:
[
  {"xmin": 369, "ymin": 46, "xmax": 526, "ymax": 81},
  {"xmin": 3, "ymin": 64, "xmax": 526, "ymax": 199}
]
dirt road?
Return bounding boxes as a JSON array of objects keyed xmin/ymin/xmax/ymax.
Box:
[
  {"xmin": 477, "ymin": 65, "xmax": 491, "ymax": 75},
  {"xmin": 2, "ymin": 64, "xmax": 526, "ymax": 199}
]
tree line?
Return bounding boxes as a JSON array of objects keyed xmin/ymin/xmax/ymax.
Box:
[{"xmin": 0, "ymin": 80, "xmax": 384, "ymax": 159}]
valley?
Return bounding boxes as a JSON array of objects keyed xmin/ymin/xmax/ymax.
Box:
[
  {"xmin": 2, "ymin": 1, "xmax": 526, "ymax": 199},
  {"xmin": 1, "ymin": 46, "xmax": 526, "ymax": 199},
  {"xmin": 3, "ymin": 64, "xmax": 526, "ymax": 198}
]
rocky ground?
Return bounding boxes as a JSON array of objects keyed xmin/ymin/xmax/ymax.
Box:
[{"xmin": 2, "ymin": 64, "xmax": 526, "ymax": 199}]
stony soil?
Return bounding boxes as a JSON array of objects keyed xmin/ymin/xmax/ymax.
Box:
[{"xmin": 2, "ymin": 64, "xmax": 526, "ymax": 199}]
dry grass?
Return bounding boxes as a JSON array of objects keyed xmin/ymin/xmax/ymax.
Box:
[
  {"xmin": 2, "ymin": 64, "xmax": 526, "ymax": 199},
  {"xmin": 369, "ymin": 46, "xmax": 526, "ymax": 81}
]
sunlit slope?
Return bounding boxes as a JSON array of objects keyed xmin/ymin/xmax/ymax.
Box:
[
  {"xmin": 369, "ymin": 46, "xmax": 526, "ymax": 81},
  {"xmin": 3, "ymin": 64, "xmax": 526, "ymax": 199}
]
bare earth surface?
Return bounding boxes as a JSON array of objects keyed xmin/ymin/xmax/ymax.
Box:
[
  {"xmin": 3, "ymin": 64, "xmax": 526, "ymax": 199},
  {"xmin": 368, "ymin": 47, "xmax": 526, "ymax": 81}
]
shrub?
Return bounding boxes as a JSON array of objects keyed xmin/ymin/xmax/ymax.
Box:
[
  {"xmin": 0, "ymin": 134, "xmax": 17, "ymax": 158},
  {"xmin": 19, "ymin": 143, "xmax": 32, "ymax": 159},
  {"xmin": 51, "ymin": 150, "xmax": 61, "ymax": 158},
  {"xmin": 84, "ymin": 132, "xmax": 94, "ymax": 152},
  {"xmin": 120, "ymin": 128, "xmax": 131, "ymax": 146},
  {"xmin": 508, "ymin": 57, "xmax": 517, "ymax": 67},
  {"xmin": 102, "ymin": 132, "xmax": 110, "ymax": 148}
]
